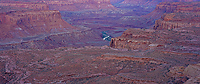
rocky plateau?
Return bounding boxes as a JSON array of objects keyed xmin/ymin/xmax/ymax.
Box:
[
  {"xmin": 154, "ymin": 2, "xmax": 200, "ymax": 29},
  {"xmin": 0, "ymin": 1, "xmax": 80, "ymax": 46},
  {"xmin": 0, "ymin": 1, "xmax": 49, "ymax": 10},
  {"xmin": 1, "ymin": 0, "xmax": 116, "ymax": 11},
  {"xmin": 109, "ymin": 1, "xmax": 200, "ymax": 83},
  {"xmin": 0, "ymin": 0, "xmax": 200, "ymax": 84}
]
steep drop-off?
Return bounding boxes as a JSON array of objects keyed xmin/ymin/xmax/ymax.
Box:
[
  {"xmin": 110, "ymin": 27, "xmax": 200, "ymax": 54},
  {"xmin": 153, "ymin": 2, "xmax": 200, "ymax": 29},
  {"xmin": 141, "ymin": 1, "xmax": 200, "ymax": 28},
  {"xmin": 0, "ymin": 28, "xmax": 106, "ymax": 50},
  {"xmin": 154, "ymin": 12, "xmax": 200, "ymax": 29},
  {"xmin": 43, "ymin": 0, "xmax": 115, "ymax": 11},
  {"xmin": 0, "ymin": 0, "xmax": 115, "ymax": 11},
  {"xmin": 0, "ymin": 5, "xmax": 75, "ymax": 44}
]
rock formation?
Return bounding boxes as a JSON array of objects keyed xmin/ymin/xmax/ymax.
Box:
[
  {"xmin": 0, "ymin": 42, "xmax": 199, "ymax": 83},
  {"xmin": 0, "ymin": 9, "xmax": 75, "ymax": 44},
  {"xmin": 110, "ymin": 28, "xmax": 153, "ymax": 50},
  {"xmin": 153, "ymin": 2, "xmax": 200, "ymax": 29},
  {"xmin": 140, "ymin": 1, "xmax": 200, "ymax": 28},
  {"xmin": 110, "ymin": 27, "xmax": 200, "ymax": 52},
  {"xmin": 42, "ymin": 0, "xmax": 115, "ymax": 11},
  {"xmin": 166, "ymin": 64, "xmax": 200, "ymax": 84},
  {"xmin": 109, "ymin": 2, "xmax": 200, "ymax": 83},
  {"xmin": 0, "ymin": 1, "xmax": 49, "ymax": 10},
  {"xmin": 0, "ymin": 2, "xmax": 76, "ymax": 45},
  {"xmin": 119, "ymin": 0, "xmax": 200, "ymax": 6},
  {"xmin": 0, "ymin": 0, "xmax": 115, "ymax": 11},
  {"xmin": 0, "ymin": 1, "xmax": 199, "ymax": 84},
  {"xmin": 154, "ymin": 12, "xmax": 200, "ymax": 29},
  {"xmin": 0, "ymin": 28, "xmax": 106, "ymax": 50},
  {"xmin": 110, "ymin": 0, "xmax": 124, "ymax": 4},
  {"xmin": 181, "ymin": 64, "xmax": 200, "ymax": 83}
]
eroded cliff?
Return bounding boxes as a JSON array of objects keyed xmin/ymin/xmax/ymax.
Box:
[
  {"xmin": 110, "ymin": 27, "xmax": 200, "ymax": 53},
  {"xmin": 0, "ymin": 3, "xmax": 75, "ymax": 44},
  {"xmin": 38, "ymin": 0, "xmax": 115, "ymax": 11},
  {"xmin": 153, "ymin": 2, "xmax": 200, "ymax": 29},
  {"xmin": 0, "ymin": 28, "xmax": 106, "ymax": 50},
  {"xmin": 119, "ymin": 0, "xmax": 200, "ymax": 6},
  {"xmin": 0, "ymin": 1, "xmax": 49, "ymax": 10}
]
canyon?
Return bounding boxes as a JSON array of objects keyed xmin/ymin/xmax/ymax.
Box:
[
  {"xmin": 154, "ymin": 2, "xmax": 200, "ymax": 29},
  {"xmin": 0, "ymin": 5, "xmax": 76, "ymax": 45},
  {"xmin": 0, "ymin": 0, "xmax": 200, "ymax": 84},
  {"xmin": 0, "ymin": 0, "xmax": 115, "ymax": 11},
  {"xmin": 110, "ymin": 27, "xmax": 200, "ymax": 53},
  {"xmin": 110, "ymin": 1, "xmax": 200, "ymax": 50},
  {"xmin": 120, "ymin": 0, "xmax": 200, "ymax": 5},
  {"xmin": 0, "ymin": 1, "xmax": 49, "ymax": 10},
  {"xmin": 109, "ymin": 1, "xmax": 200, "ymax": 83},
  {"xmin": 0, "ymin": 42, "xmax": 199, "ymax": 83}
]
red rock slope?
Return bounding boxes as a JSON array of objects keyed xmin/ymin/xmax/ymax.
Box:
[
  {"xmin": 46, "ymin": 0, "xmax": 115, "ymax": 11},
  {"xmin": 0, "ymin": 1, "xmax": 49, "ymax": 10},
  {"xmin": 0, "ymin": 0, "xmax": 115, "ymax": 11},
  {"xmin": 120, "ymin": 0, "xmax": 200, "ymax": 6},
  {"xmin": 154, "ymin": 2, "xmax": 200, "ymax": 29},
  {"xmin": 0, "ymin": 2, "xmax": 75, "ymax": 44},
  {"xmin": 0, "ymin": 44, "xmax": 199, "ymax": 83},
  {"xmin": 110, "ymin": 27, "xmax": 200, "ymax": 53},
  {"xmin": 17, "ymin": 0, "xmax": 115, "ymax": 11}
]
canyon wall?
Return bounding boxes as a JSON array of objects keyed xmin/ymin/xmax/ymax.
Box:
[
  {"xmin": 110, "ymin": 0, "xmax": 124, "ymax": 4},
  {"xmin": 120, "ymin": 0, "xmax": 200, "ymax": 6},
  {"xmin": 110, "ymin": 27, "xmax": 200, "ymax": 53},
  {"xmin": 142, "ymin": 1, "xmax": 200, "ymax": 22},
  {"xmin": 0, "ymin": 1, "xmax": 49, "ymax": 10},
  {"xmin": 0, "ymin": 1, "xmax": 110, "ymax": 49},
  {"xmin": 154, "ymin": 2, "xmax": 200, "ymax": 29},
  {"xmin": 0, "ymin": 2, "xmax": 76, "ymax": 44},
  {"xmin": 154, "ymin": 12, "xmax": 200, "ymax": 30},
  {"xmin": 110, "ymin": 1, "xmax": 200, "ymax": 52},
  {"xmin": 110, "ymin": 29, "xmax": 153, "ymax": 50},
  {"xmin": 0, "ymin": 0, "xmax": 115, "ymax": 11},
  {"xmin": 155, "ymin": 2, "xmax": 200, "ymax": 13},
  {"xmin": 42, "ymin": 0, "xmax": 115, "ymax": 11},
  {"xmin": 0, "ymin": 28, "xmax": 106, "ymax": 50},
  {"xmin": 0, "ymin": 9, "xmax": 75, "ymax": 44}
]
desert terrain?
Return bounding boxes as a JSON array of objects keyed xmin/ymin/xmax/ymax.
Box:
[{"xmin": 0, "ymin": 0, "xmax": 200, "ymax": 83}]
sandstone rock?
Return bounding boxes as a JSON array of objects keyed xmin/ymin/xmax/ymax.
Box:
[
  {"xmin": 112, "ymin": 73, "xmax": 158, "ymax": 84},
  {"xmin": 154, "ymin": 12, "xmax": 200, "ymax": 30},
  {"xmin": 166, "ymin": 66, "xmax": 190, "ymax": 84},
  {"xmin": 183, "ymin": 63, "xmax": 200, "ymax": 84},
  {"xmin": 167, "ymin": 66, "xmax": 186, "ymax": 78},
  {"xmin": 154, "ymin": 1, "xmax": 200, "ymax": 13},
  {"xmin": 184, "ymin": 75, "xmax": 200, "ymax": 84},
  {"xmin": 119, "ymin": 0, "xmax": 200, "ymax": 6},
  {"xmin": 0, "ymin": 1, "xmax": 49, "ymax": 10},
  {"xmin": 38, "ymin": 0, "xmax": 115, "ymax": 11},
  {"xmin": 0, "ymin": 28, "xmax": 105, "ymax": 50},
  {"xmin": 184, "ymin": 63, "xmax": 200, "ymax": 78},
  {"xmin": 110, "ymin": 27, "xmax": 200, "ymax": 52},
  {"xmin": 0, "ymin": 0, "xmax": 116, "ymax": 11},
  {"xmin": 110, "ymin": 28, "xmax": 155, "ymax": 50},
  {"xmin": 153, "ymin": 2, "xmax": 200, "ymax": 30},
  {"xmin": 0, "ymin": 6, "xmax": 75, "ymax": 44},
  {"xmin": 142, "ymin": 1, "xmax": 200, "ymax": 29},
  {"xmin": 0, "ymin": 43, "xmax": 199, "ymax": 83}
]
